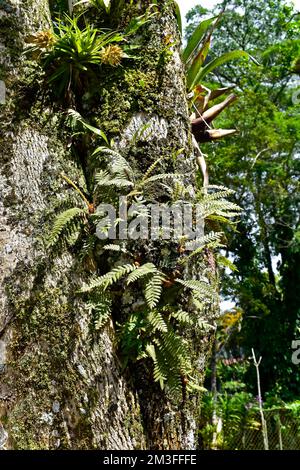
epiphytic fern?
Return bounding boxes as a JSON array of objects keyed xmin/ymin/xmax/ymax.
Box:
[
  {"xmin": 81, "ymin": 261, "xmax": 166, "ymax": 309},
  {"xmin": 176, "ymin": 278, "xmax": 218, "ymax": 303},
  {"xmin": 81, "ymin": 263, "xmax": 137, "ymax": 292},
  {"xmin": 95, "ymin": 170, "xmax": 133, "ymax": 189},
  {"xmin": 181, "ymin": 232, "xmax": 224, "ymax": 265},
  {"xmin": 197, "ymin": 185, "xmax": 241, "ymax": 221},
  {"xmin": 118, "ymin": 307, "xmax": 195, "ymax": 393},
  {"xmin": 46, "ymin": 207, "xmax": 87, "ymax": 248},
  {"xmin": 93, "ymin": 146, "xmax": 183, "ymax": 199},
  {"xmin": 147, "ymin": 310, "xmax": 168, "ymax": 332},
  {"xmin": 144, "ymin": 273, "xmax": 166, "ymax": 309},
  {"xmin": 170, "ymin": 309, "xmax": 195, "ymax": 326},
  {"xmin": 86, "ymin": 291, "xmax": 112, "ymax": 330},
  {"xmin": 126, "ymin": 262, "xmax": 158, "ymax": 284}
]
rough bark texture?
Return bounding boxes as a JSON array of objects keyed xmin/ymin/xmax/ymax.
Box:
[{"xmin": 0, "ymin": 0, "xmax": 216, "ymax": 449}]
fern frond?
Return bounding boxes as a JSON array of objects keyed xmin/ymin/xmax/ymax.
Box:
[
  {"xmin": 46, "ymin": 207, "xmax": 86, "ymax": 248},
  {"xmin": 147, "ymin": 344, "xmax": 167, "ymax": 389},
  {"xmin": 172, "ymin": 181, "xmax": 186, "ymax": 201},
  {"xmin": 185, "ymin": 232, "xmax": 223, "ymax": 250},
  {"xmin": 204, "ymin": 187, "xmax": 235, "ymax": 200},
  {"xmin": 95, "ymin": 171, "xmax": 133, "ymax": 188},
  {"xmin": 176, "ymin": 278, "xmax": 217, "ymax": 300},
  {"xmin": 94, "ymin": 170, "xmax": 111, "ymax": 184},
  {"xmin": 109, "ymin": 153, "xmax": 134, "ymax": 180},
  {"xmin": 87, "ymin": 292, "xmax": 112, "ymax": 330},
  {"xmin": 102, "ymin": 243, "xmax": 127, "ymax": 253},
  {"xmin": 147, "ymin": 310, "xmax": 168, "ymax": 332},
  {"xmin": 199, "ymin": 200, "xmax": 241, "ymax": 218},
  {"xmin": 144, "ymin": 274, "xmax": 165, "ymax": 309},
  {"xmin": 92, "ymin": 146, "xmax": 123, "ymax": 160},
  {"xmin": 197, "ymin": 318, "xmax": 216, "ymax": 332},
  {"xmin": 126, "ymin": 262, "xmax": 158, "ymax": 285},
  {"xmin": 78, "ymin": 234, "xmax": 98, "ymax": 260},
  {"xmin": 217, "ymin": 255, "xmax": 238, "ymax": 272},
  {"xmin": 81, "ymin": 263, "xmax": 137, "ymax": 292},
  {"xmin": 141, "ymin": 173, "xmax": 182, "ymax": 186},
  {"xmin": 170, "ymin": 310, "xmax": 194, "ymax": 325},
  {"xmin": 141, "ymin": 156, "xmax": 164, "ymax": 181},
  {"xmin": 182, "ymin": 232, "xmax": 223, "ymax": 264}
]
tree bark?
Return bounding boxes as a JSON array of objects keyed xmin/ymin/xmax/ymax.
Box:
[{"xmin": 0, "ymin": 0, "xmax": 217, "ymax": 449}]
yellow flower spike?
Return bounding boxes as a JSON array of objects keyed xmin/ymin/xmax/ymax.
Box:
[
  {"xmin": 100, "ymin": 44, "xmax": 123, "ymax": 67},
  {"xmin": 25, "ymin": 30, "xmax": 55, "ymax": 49}
]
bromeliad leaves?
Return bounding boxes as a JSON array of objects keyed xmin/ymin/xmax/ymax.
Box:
[
  {"xmin": 181, "ymin": 13, "xmax": 250, "ymax": 144},
  {"xmin": 25, "ymin": 4, "xmax": 158, "ymax": 98}
]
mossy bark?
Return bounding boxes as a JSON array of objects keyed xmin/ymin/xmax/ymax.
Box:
[{"xmin": 0, "ymin": 0, "xmax": 217, "ymax": 449}]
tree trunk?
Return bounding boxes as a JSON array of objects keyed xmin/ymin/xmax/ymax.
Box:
[{"xmin": 0, "ymin": 0, "xmax": 217, "ymax": 450}]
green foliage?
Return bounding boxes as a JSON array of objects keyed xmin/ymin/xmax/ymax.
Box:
[
  {"xmin": 180, "ymin": 13, "xmax": 249, "ymax": 144},
  {"xmin": 188, "ymin": 50, "xmax": 249, "ymax": 90},
  {"xmin": 43, "ymin": 14, "xmax": 125, "ymax": 96},
  {"xmin": 126, "ymin": 262, "xmax": 159, "ymax": 284},
  {"xmin": 67, "ymin": 109, "xmax": 109, "ymax": 144},
  {"xmin": 118, "ymin": 307, "xmax": 198, "ymax": 393},
  {"xmin": 27, "ymin": 6, "xmax": 154, "ymax": 99},
  {"xmin": 176, "ymin": 279, "xmax": 218, "ymax": 303},
  {"xmin": 172, "ymin": 1, "xmax": 182, "ymax": 36},
  {"xmin": 45, "ymin": 152, "xmax": 240, "ymax": 395},
  {"xmin": 93, "ymin": 146, "xmax": 182, "ymax": 199},
  {"xmin": 144, "ymin": 273, "xmax": 165, "ymax": 309},
  {"xmin": 81, "ymin": 263, "xmax": 137, "ymax": 291},
  {"xmin": 182, "ymin": 16, "xmax": 216, "ymax": 65},
  {"xmin": 42, "ymin": 0, "xmax": 243, "ymax": 398},
  {"xmin": 182, "ymin": 14, "xmax": 249, "ymax": 91},
  {"xmin": 46, "ymin": 207, "xmax": 87, "ymax": 248},
  {"xmin": 80, "ymin": 255, "xmax": 217, "ymax": 393},
  {"xmin": 87, "ymin": 291, "xmax": 112, "ymax": 329},
  {"xmin": 186, "ymin": 0, "xmax": 300, "ymax": 398}
]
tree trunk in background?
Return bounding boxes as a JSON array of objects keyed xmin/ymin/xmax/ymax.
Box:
[{"xmin": 0, "ymin": 0, "xmax": 217, "ymax": 449}]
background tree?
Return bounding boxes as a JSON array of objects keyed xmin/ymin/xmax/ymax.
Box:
[{"xmin": 186, "ymin": 0, "xmax": 300, "ymax": 399}]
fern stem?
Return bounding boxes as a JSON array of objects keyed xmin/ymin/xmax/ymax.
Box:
[{"xmin": 60, "ymin": 173, "xmax": 91, "ymax": 208}]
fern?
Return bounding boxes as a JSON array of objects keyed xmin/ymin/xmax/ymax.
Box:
[
  {"xmin": 102, "ymin": 243, "xmax": 127, "ymax": 253},
  {"xmin": 170, "ymin": 310, "xmax": 194, "ymax": 326},
  {"xmin": 196, "ymin": 185, "xmax": 242, "ymax": 222},
  {"xmin": 144, "ymin": 273, "xmax": 165, "ymax": 309},
  {"xmin": 126, "ymin": 262, "xmax": 158, "ymax": 285},
  {"xmin": 140, "ymin": 173, "xmax": 182, "ymax": 187},
  {"xmin": 146, "ymin": 343, "xmax": 167, "ymax": 389},
  {"xmin": 147, "ymin": 310, "xmax": 168, "ymax": 332},
  {"xmin": 81, "ymin": 263, "xmax": 137, "ymax": 292},
  {"xmin": 181, "ymin": 232, "xmax": 223, "ymax": 264},
  {"xmin": 217, "ymin": 255, "xmax": 238, "ymax": 272},
  {"xmin": 87, "ymin": 292, "xmax": 112, "ymax": 330},
  {"xmin": 176, "ymin": 278, "xmax": 217, "ymax": 301},
  {"xmin": 141, "ymin": 155, "xmax": 163, "ymax": 181},
  {"xmin": 46, "ymin": 207, "xmax": 86, "ymax": 248},
  {"xmin": 95, "ymin": 172, "xmax": 133, "ymax": 188}
]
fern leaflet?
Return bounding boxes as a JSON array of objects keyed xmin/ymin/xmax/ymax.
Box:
[{"xmin": 47, "ymin": 207, "xmax": 86, "ymax": 248}]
